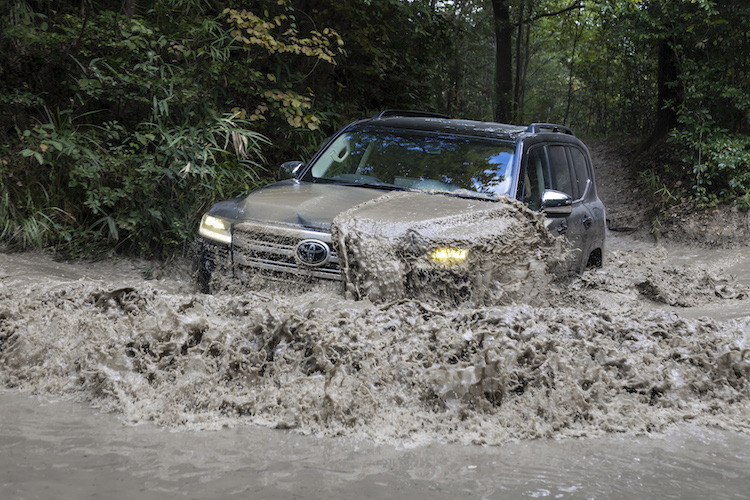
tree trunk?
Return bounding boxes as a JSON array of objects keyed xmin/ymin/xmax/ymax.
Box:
[
  {"xmin": 564, "ymin": 8, "xmax": 583, "ymax": 125},
  {"xmin": 518, "ymin": 14, "xmax": 531, "ymax": 124},
  {"xmin": 641, "ymin": 39, "xmax": 680, "ymax": 152},
  {"xmin": 653, "ymin": 39, "xmax": 680, "ymax": 137},
  {"xmin": 121, "ymin": 0, "xmax": 137, "ymax": 19},
  {"xmin": 491, "ymin": 0, "xmax": 513, "ymax": 123},
  {"xmin": 513, "ymin": 0, "xmax": 526, "ymax": 123},
  {"xmin": 446, "ymin": 52, "xmax": 463, "ymax": 117}
]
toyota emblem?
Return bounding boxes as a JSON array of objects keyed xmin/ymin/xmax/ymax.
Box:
[{"xmin": 295, "ymin": 239, "xmax": 330, "ymax": 267}]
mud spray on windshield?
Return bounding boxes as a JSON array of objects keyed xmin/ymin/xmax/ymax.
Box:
[{"xmin": 1, "ymin": 192, "xmax": 749, "ymax": 446}]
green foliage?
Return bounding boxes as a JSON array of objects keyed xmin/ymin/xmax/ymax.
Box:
[
  {"xmin": 0, "ymin": 0, "xmax": 344, "ymax": 258},
  {"xmin": 546, "ymin": 0, "xmax": 750, "ymax": 204},
  {"xmin": 225, "ymin": 7, "xmax": 343, "ymax": 65},
  {"xmin": 3, "ymin": 0, "xmax": 750, "ymax": 260},
  {"xmin": 639, "ymin": 167, "xmax": 678, "ymax": 213},
  {"xmin": 295, "ymin": 0, "xmax": 453, "ymax": 120},
  {"xmin": 670, "ymin": 129, "xmax": 750, "ymax": 205},
  {"xmin": 3, "ymin": 107, "xmax": 269, "ymax": 257},
  {"xmin": 655, "ymin": 0, "xmax": 750, "ymax": 204}
]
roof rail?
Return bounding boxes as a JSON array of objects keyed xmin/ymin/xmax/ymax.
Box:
[
  {"xmin": 526, "ymin": 123, "xmax": 575, "ymax": 136},
  {"xmin": 374, "ymin": 109, "xmax": 451, "ymax": 119}
]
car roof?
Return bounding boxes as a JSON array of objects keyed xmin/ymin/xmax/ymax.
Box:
[
  {"xmin": 354, "ymin": 111, "xmax": 576, "ymax": 142},
  {"xmin": 356, "ymin": 116, "xmax": 525, "ymax": 141}
]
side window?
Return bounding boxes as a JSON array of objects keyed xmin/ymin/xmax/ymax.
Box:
[
  {"xmin": 522, "ymin": 146, "xmax": 550, "ymax": 211},
  {"xmin": 548, "ymin": 145, "xmax": 573, "ymax": 197},
  {"xmin": 568, "ymin": 147, "xmax": 590, "ymax": 199}
]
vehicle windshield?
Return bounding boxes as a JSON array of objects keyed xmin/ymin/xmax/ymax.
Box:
[{"xmin": 309, "ymin": 125, "xmax": 516, "ymax": 200}]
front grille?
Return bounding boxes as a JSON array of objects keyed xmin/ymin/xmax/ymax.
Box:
[{"xmin": 232, "ymin": 222, "xmax": 342, "ymax": 281}]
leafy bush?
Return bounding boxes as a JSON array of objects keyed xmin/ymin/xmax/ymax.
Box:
[
  {"xmin": 3, "ymin": 108, "xmax": 268, "ymax": 257},
  {"xmin": 670, "ymin": 128, "xmax": 750, "ymax": 205},
  {"xmin": 662, "ymin": 1, "xmax": 750, "ymax": 205},
  {"xmin": 0, "ymin": 1, "xmax": 344, "ymax": 258}
]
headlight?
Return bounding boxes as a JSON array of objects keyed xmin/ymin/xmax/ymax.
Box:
[
  {"xmin": 199, "ymin": 214, "xmax": 232, "ymax": 245},
  {"xmin": 430, "ymin": 247, "xmax": 469, "ymax": 265}
]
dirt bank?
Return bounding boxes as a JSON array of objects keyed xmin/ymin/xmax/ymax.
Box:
[{"xmin": 588, "ymin": 138, "xmax": 750, "ymax": 247}]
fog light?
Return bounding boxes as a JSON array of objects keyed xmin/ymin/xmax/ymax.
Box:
[{"xmin": 430, "ymin": 247, "xmax": 469, "ymax": 264}]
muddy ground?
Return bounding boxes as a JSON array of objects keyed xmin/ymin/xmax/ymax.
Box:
[{"xmin": 1, "ymin": 139, "xmax": 749, "ymax": 444}]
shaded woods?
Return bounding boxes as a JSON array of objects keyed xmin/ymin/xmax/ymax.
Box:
[{"xmin": 2, "ymin": 0, "xmax": 749, "ymax": 257}]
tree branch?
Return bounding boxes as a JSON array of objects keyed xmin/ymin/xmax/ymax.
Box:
[{"xmin": 519, "ymin": 2, "xmax": 584, "ymax": 26}]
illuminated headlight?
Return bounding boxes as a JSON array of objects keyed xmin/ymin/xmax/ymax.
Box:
[
  {"xmin": 198, "ymin": 214, "xmax": 232, "ymax": 245},
  {"xmin": 430, "ymin": 247, "xmax": 469, "ymax": 264}
]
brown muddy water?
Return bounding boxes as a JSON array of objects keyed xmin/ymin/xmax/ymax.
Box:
[{"xmin": 2, "ymin": 230, "xmax": 750, "ymax": 498}]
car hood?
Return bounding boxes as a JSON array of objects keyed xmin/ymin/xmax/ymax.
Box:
[
  {"xmin": 211, "ymin": 181, "xmax": 499, "ymax": 231},
  {"xmin": 217, "ymin": 182, "xmax": 393, "ymax": 230}
]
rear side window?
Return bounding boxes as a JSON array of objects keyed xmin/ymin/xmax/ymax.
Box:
[
  {"xmin": 548, "ymin": 145, "xmax": 573, "ymax": 197},
  {"xmin": 569, "ymin": 147, "xmax": 591, "ymax": 199}
]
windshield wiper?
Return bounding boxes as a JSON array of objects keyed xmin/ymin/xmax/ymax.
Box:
[
  {"xmin": 314, "ymin": 177, "xmax": 497, "ymax": 199},
  {"xmin": 406, "ymin": 188, "xmax": 498, "ymax": 202},
  {"xmin": 315, "ymin": 178, "xmax": 406, "ymax": 191},
  {"xmin": 438, "ymin": 191, "xmax": 498, "ymax": 202}
]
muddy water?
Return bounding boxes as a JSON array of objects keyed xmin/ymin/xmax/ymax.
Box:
[
  {"xmin": 3, "ymin": 391, "xmax": 750, "ymax": 499},
  {"xmin": 1, "ymin": 228, "xmax": 750, "ymax": 497}
]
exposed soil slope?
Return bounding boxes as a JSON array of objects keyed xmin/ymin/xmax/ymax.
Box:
[{"xmin": 588, "ymin": 139, "xmax": 750, "ymax": 247}]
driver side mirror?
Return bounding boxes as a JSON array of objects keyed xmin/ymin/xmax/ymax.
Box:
[
  {"xmin": 279, "ymin": 161, "xmax": 304, "ymax": 180},
  {"xmin": 541, "ymin": 189, "xmax": 573, "ymax": 217}
]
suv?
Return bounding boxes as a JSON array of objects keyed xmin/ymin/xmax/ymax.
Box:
[{"xmin": 195, "ymin": 111, "xmax": 605, "ymax": 295}]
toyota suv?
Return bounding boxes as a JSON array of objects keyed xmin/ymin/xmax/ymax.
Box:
[{"xmin": 195, "ymin": 111, "xmax": 605, "ymax": 297}]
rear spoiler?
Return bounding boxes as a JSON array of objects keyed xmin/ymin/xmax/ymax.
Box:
[{"xmin": 526, "ymin": 123, "xmax": 575, "ymax": 136}]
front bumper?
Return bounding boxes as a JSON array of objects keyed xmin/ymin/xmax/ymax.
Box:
[{"xmin": 198, "ymin": 222, "xmax": 343, "ymax": 287}]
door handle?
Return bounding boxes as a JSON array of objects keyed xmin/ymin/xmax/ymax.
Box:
[
  {"xmin": 557, "ymin": 223, "xmax": 568, "ymax": 234},
  {"xmin": 582, "ymin": 216, "xmax": 592, "ymax": 227}
]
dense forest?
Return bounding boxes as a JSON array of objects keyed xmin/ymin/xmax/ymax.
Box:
[{"xmin": 1, "ymin": 0, "xmax": 749, "ymax": 258}]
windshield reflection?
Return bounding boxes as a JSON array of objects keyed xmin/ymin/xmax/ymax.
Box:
[{"xmin": 310, "ymin": 126, "xmax": 515, "ymax": 199}]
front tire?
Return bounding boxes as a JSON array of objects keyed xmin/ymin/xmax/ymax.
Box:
[{"xmin": 194, "ymin": 241, "xmax": 216, "ymax": 294}]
